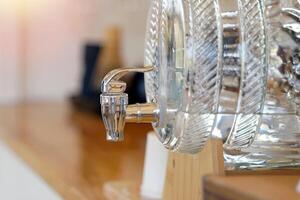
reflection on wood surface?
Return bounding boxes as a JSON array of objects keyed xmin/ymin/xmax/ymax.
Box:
[{"xmin": 0, "ymin": 102, "xmax": 153, "ymax": 200}]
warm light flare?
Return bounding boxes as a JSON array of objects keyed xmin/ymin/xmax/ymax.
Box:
[
  {"xmin": 0, "ymin": 0, "xmax": 23, "ymax": 16},
  {"xmin": 0, "ymin": 0, "xmax": 51, "ymax": 18}
]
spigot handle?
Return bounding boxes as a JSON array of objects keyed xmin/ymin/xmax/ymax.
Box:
[
  {"xmin": 100, "ymin": 66, "xmax": 155, "ymax": 141},
  {"xmin": 101, "ymin": 66, "xmax": 154, "ymax": 93}
]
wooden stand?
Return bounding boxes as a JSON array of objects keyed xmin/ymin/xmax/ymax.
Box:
[{"xmin": 163, "ymin": 139, "xmax": 225, "ymax": 200}]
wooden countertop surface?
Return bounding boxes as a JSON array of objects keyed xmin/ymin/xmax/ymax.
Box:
[
  {"xmin": 204, "ymin": 174, "xmax": 300, "ymax": 200},
  {"xmin": 0, "ymin": 102, "xmax": 153, "ymax": 200}
]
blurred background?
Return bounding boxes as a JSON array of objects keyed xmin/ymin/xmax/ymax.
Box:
[
  {"xmin": 0, "ymin": 0, "xmax": 149, "ymax": 106},
  {"xmin": 0, "ymin": 1, "xmax": 157, "ymax": 199}
]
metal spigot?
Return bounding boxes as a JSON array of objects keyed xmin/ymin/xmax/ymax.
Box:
[{"xmin": 100, "ymin": 66, "xmax": 158, "ymax": 141}]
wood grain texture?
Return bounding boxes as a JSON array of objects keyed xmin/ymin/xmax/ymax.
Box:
[
  {"xmin": 204, "ymin": 175, "xmax": 300, "ymax": 200},
  {"xmin": 163, "ymin": 139, "xmax": 224, "ymax": 200},
  {"xmin": 0, "ymin": 102, "xmax": 153, "ymax": 200}
]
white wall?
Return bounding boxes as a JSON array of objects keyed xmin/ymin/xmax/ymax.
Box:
[
  {"xmin": 0, "ymin": 0, "xmax": 150, "ymax": 103},
  {"xmin": 25, "ymin": 0, "xmax": 83, "ymax": 101},
  {"xmin": 0, "ymin": 1, "xmax": 22, "ymax": 104}
]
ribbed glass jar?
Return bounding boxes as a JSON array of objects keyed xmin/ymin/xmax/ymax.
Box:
[
  {"xmin": 144, "ymin": 0, "xmax": 300, "ymax": 169},
  {"xmin": 225, "ymin": 0, "xmax": 300, "ymax": 169}
]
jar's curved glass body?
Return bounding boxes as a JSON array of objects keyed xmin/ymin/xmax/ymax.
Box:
[
  {"xmin": 144, "ymin": 0, "xmax": 300, "ymax": 169},
  {"xmin": 230, "ymin": 0, "xmax": 300, "ymax": 169}
]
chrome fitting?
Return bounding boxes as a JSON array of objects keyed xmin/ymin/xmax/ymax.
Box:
[{"xmin": 100, "ymin": 66, "xmax": 158, "ymax": 141}]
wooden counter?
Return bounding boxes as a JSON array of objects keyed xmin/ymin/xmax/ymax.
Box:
[
  {"xmin": 203, "ymin": 174, "xmax": 300, "ymax": 200},
  {"xmin": 1, "ymin": 102, "xmax": 300, "ymax": 200},
  {"xmin": 0, "ymin": 102, "xmax": 152, "ymax": 200}
]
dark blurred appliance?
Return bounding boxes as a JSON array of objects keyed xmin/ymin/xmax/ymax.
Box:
[{"xmin": 70, "ymin": 43, "xmax": 102, "ymax": 114}]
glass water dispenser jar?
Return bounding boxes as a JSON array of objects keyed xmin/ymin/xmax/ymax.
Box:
[{"xmin": 100, "ymin": 0, "xmax": 300, "ymax": 169}]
